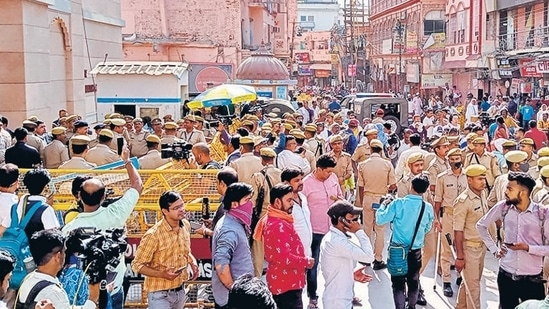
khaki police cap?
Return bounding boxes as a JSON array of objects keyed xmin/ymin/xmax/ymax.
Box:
[
  {"xmin": 163, "ymin": 114, "xmax": 173, "ymax": 120},
  {"xmin": 541, "ymin": 165, "xmax": 549, "ymax": 178},
  {"xmin": 240, "ymin": 136, "xmax": 254, "ymax": 144},
  {"xmin": 365, "ymin": 129, "xmax": 378, "ymax": 136},
  {"xmin": 293, "ymin": 113, "xmax": 302, "ymax": 119},
  {"xmin": 254, "ymin": 136, "xmax": 267, "ymax": 146},
  {"xmin": 176, "ymin": 119, "xmax": 185, "ymax": 124},
  {"xmin": 501, "ymin": 140, "xmax": 517, "ymax": 147},
  {"xmin": 504, "ymin": 150, "xmax": 528, "ymax": 163},
  {"xmin": 260, "ymin": 147, "xmax": 276, "ymax": 158},
  {"xmin": 271, "ymin": 118, "xmax": 281, "ymax": 124},
  {"xmin": 447, "ymin": 148, "xmax": 462, "ymax": 157},
  {"xmin": 284, "ymin": 123, "xmax": 293, "ymax": 131},
  {"xmin": 329, "ymin": 134, "xmax": 343, "ymax": 144},
  {"xmin": 305, "ymin": 124, "xmax": 317, "ymax": 132},
  {"xmin": 538, "ymin": 157, "xmax": 549, "ymax": 167},
  {"xmin": 133, "ymin": 117, "xmax": 143, "ymax": 123},
  {"xmin": 110, "ymin": 113, "xmax": 123, "ymax": 119},
  {"xmin": 266, "ymin": 113, "xmax": 278, "ymax": 118},
  {"xmin": 164, "ymin": 122, "xmax": 178, "ymax": 130},
  {"xmin": 51, "ymin": 127, "xmax": 66, "ymax": 135},
  {"xmin": 472, "ymin": 137, "xmax": 486, "ymax": 144},
  {"xmin": 431, "ymin": 136, "xmax": 450, "ymax": 147},
  {"xmin": 291, "ymin": 131, "xmax": 306, "ymax": 139},
  {"xmin": 333, "ymin": 112, "xmax": 342, "ymax": 119},
  {"xmin": 71, "ymin": 135, "xmax": 91, "ymax": 146},
  {"xmin": 370, "ymin": 139, "xmax": 383, "ymax": 148},
  {"xmin": 407, "ymin": 152, "xmax": 424, "ymax": 164},
  {"xmin": 99, "ymin": 129, "xmax": 114, "ymax": 139},
  {"xmin": 22, "ymin": 120, "xmax": 37, "ymax": 127},
  {"xmin": 471, "ymin": 115, "xmax": 480, "ymax": 119},
  {"xmin": 241, "ymin": 120, "xmax": 254, "ymax": 127},
  {"xmin": 447, "ymin": 136, "xmax": 460, "ymax": 143},
  {"xmin": 104, "ymin": 113, "xmax": 112, "ymax": 120},
  {"xmin": 194, "ymin": 116, "xmax": 204, "ymax": 123},
  {"xmin": 464, "ymin": 164, "xmax": 487, "ymax": 177},
  {"xmin": 319, "ymin": 109, "xmax": 327, "ymax": 115},
  {"xmin": 261, "ymin": 123, "xmax": 272, "ymax": 129},
  {"xmin": 110, "ymin": 118, "xmax": 126, "ymax": 126},
  {"xmin": 59, "ymin": 117, "xmax": 67, "ymax": 123},
  {"xmin": 184, "ymin": 115, "xmax": 197, "ymax": 122},
  {"xmin": 246, "ymin": 115, "xmax": 260, "ymax": 122},
  {"xmin": 103, "ymin": 119, "xmax": 112, "ymax": 125},
  {"xmin": 520, "ymin": 138, "xmax": 535, "ymax": 146},
  {"xmin": 538, "ymin": 147, "xmax": 549, "ymax": 157},
  {"xmin": 66, "ymin": 115, "xmax": 78, "ymax": 122},
  {"xmin": 146, "ymin": 134, "xmax": 161, "ymax": 144},
  {"xmin": 466, "ymin": 133, "xmax": 478, "ymax": 141},
  {"xmin": 286, "ymin": 120, "xmax": 297, "ymax": 127},
  {"xmin": 27, "ymin": 116, "xmax": 39, "ymax": 122},
  {"xmin": 123, "ymin": 115, "xmax": 134, "ymax": 120}
]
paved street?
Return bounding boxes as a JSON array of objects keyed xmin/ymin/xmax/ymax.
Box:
[{"xmin": 311, "ymin": 227, "xmax": 501, "ymax": 309}]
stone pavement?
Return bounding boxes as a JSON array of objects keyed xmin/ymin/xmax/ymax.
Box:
[{"xmin": 310, "ymin": 227, "xmax": 501, "ymax": 309}]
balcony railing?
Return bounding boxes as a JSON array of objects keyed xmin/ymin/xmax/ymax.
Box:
[
  {"xmin": 299, "ymin": 21, "xmax": 316, "ymax": 31},
  {"xmin": 496, "ymin": 25, "xmax": 549, "ymax": 51}
]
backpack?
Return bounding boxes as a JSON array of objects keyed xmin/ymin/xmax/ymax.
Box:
[
  {"xmin": 15, "ymin": 280, "xmax": 55, "ymax": 309},
  {"xmin": 498, "ymin": 201, "xmax": 547, "ymax": 245},
  {"xmin": 0, "ymin": 198, "xmax": 44, "ymax": 290}
]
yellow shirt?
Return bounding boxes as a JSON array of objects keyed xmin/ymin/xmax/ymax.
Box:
[{"xmin": 539, "ymin": 119, "xmax": 549, "ymax": 130}]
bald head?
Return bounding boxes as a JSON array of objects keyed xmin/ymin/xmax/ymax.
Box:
[
  {"xmin": 79, "ymin": 178, "xmax": 105, "ymax": 208},
  {"xmin": 192, "ymin": 142, "xmax": 210, "ymax": 156}
]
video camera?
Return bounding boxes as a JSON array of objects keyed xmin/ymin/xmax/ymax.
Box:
[
  {"xmin": 65, "ymin": 227, "xmax": 127, "ymax": 284},
  {"xmin": 209, "ymin": 115, "xmax": 235, "ymax": 128},
  {"xmin": 479, "ymin": 112, "xmax": 495, "ymax": 128},
  {"xmin": 161, "ymin": 142, "xmax": 193, "ymax": 160},
  {"xmin": 379, "ymin": 193, "xmax": 396, "ymax": 206}
]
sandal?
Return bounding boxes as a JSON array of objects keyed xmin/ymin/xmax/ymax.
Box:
[
  {"xmin": 308, "ymin": 298, "xmax": 319, "ymax": 309},
  {"xmin": 353, "ymin": 297, "xmax": 363, "ymax": 306}
]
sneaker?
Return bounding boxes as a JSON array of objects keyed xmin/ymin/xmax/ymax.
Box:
[
  {"xmin": 416, "ymin": 290, "xmax": 427, "ymax": 306},
  {"xmin": 352, "ymin": 297, "xmax": 363, "ymax": 307},
  {"xmin": 443, "ymin": 282, "xmax": 453, "ymax": 297},
  {"xmin": 372, "ymin": 260, "xmax": 387, "ymax": 270},
  {"xmin": 456, "ymin": 276, "xmax": 462, "ymax": 286}
]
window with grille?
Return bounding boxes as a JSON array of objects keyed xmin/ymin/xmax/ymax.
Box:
[{"xmin": 424, "ymin": 20, "xmax": 445, "ymax": 36}]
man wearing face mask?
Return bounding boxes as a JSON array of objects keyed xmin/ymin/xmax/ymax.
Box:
[
  {"xmin": 519, "ymin": 138, "xmax": 539, "ymax": 170},
  {"xmin": 434, "ymin": 148, "xmax": 467, "ymax": 296},
  {"xmin": 477, "ymin": 172, "xmax": 548, "ymax": 309},
  {"xmin": 464, "ymin": 137, "xmax": 500, "ymax": 191},
  {"xmin": 212, "ymin": 183, "xmax": 255, "ymax": 309},
  {"xmin": 487, "ymin": 151, "xmax": 529, "ymax": 208}
]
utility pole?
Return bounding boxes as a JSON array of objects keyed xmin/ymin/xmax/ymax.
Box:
[{"xmin": 395, "ymin": 19, "xmax": 404, "ymax": 94}]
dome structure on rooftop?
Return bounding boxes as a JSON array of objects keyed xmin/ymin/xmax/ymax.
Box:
[{"xmin": 236, "ymin": 45, "xmax": 290, "ymax": 80}]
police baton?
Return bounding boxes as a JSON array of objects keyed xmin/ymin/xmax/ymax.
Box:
[{"xmin": 445, "ymin": 233, "xmax": 477, "ymax": 309}]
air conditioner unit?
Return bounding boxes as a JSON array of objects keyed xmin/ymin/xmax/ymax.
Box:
[{"xmin": 400, "ymin": 12, "xmax": 407, "ymax": 20}]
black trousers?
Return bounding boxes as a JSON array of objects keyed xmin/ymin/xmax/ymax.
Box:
[
  {"xmin": 273, "ymin": 289, "xmax": 303, "ymax": 309},
  {"xmin": 390, "ymin": 249, "xmax": 422, "ymax": 309},
  {"xmin": 215, "ymin": 304, "xmax": 228, "ymax": 309},
  {"xmin": 498, "ymin": 268, "xmax": 545, "ymax": 309}
]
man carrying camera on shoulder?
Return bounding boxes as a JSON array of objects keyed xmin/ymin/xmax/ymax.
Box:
[{"xmin": 62, "ymin": 148, "xmax": 143, "ymax": 309}]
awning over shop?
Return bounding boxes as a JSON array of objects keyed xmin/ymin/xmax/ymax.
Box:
[
  {"xmin": 91, "ymin": 61, "xmax": 189, "ymax": 79},
  {"xmin": 441, "ymin": 60, "xmax": 466, "ymax": 69},
  {"xmin": 309, "ymin": 63, "xmax": 332, "ymax": 70}
]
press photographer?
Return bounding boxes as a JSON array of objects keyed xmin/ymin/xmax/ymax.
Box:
[{"xmin": 62, "ymin": 148, "xmax": 143, "ymax": 309}]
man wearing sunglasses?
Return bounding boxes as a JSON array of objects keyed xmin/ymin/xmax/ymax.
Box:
[{"xmin": 319, "ymin": 200, "xmax": 374, "ymax": 309}]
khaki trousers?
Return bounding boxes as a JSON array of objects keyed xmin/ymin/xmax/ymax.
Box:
[
  {"xmin": 251, "ymin": 239, "xmax": 265, "ymax": 277},
  {"xmin": 419, "ymin": 225, "xmax": 436, "ymax": 275},
  {"xmin": 440, "ymin": 209, "xmax": 454, "ymax": 282},
  {"xmin": 456, "ymin": 243, "xmax": 486, "ymax": 309},
  {"xmin": 363, "ymin": 194, "xmax": 386, "ymax": 261}
]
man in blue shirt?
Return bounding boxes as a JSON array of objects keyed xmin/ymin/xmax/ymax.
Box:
[
  {"xmin": 328, "ymin": 98, "xmax": 341, "ymax": 112},
  {"xmin": 521, "ymin": 99, "xmax": 535, "ymax": 129},
  {"xmin": 376, "ymin": 174, "xmax": 434, "ymax": 309}
]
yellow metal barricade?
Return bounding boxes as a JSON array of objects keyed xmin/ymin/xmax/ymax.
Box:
[{"xmin": 18, "ymin": 168, "xmax": 221, "ymax": 308}]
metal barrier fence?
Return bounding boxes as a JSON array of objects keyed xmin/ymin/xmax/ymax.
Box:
[{"xmin": 18, "ymin": 168, "xmax": 221, "ymax": 308}]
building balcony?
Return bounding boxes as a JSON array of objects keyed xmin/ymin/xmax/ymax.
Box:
[
  {"xmin": 496, "ymin": 26, "xmax": 549, "ymax": 53},
  {"xmin": 299, "ymin": 21, "xmax": 315, "ymax": 31}
]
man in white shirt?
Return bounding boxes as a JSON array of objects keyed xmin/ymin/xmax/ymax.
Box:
[
  {"xmin": 18, "ymin": 229, "xmax": 99, "ymax": 308},
  {"xmin": 0, "ymin": 164, "xmax": 19, "ymax": 237},
  {"xmin": 276, "ymin": 135, "xmax": 311, "ymax": 175},
  {"xmin": 412, "ymin": 93, "xmax": 424, "ymax": 116},
  {"xmin": 320, "ymin": 201, "xmax": 374, "ymax": 309},
  {"xmin": 465, "ymin": 98, "xmax": 479, "ymax": 123},
  {"xmin": 297, "ymin": 101, "xmax": 311, "ymax": 124},
  {"xmin": 422, "ymin": 109, "xmax": 436, "ymax": 139},
  {"xmin": 282, "ymin": 168, "xmax": 312, "ymax": 256},
  {"xmin": 62, "ymin": 148, "xmax": 143, "ymax": 309},
  {"xmin": 395, "ymin": 134, "xmax": 429, "ymax": 180}
]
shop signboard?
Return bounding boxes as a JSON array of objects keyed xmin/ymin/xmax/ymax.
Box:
[{"xmin": 421, "ymin": 73, "xmax": 453, "ymax": 89}]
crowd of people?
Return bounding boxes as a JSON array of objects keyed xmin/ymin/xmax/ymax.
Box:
[{"xmin": 2, "ymin": 88, "xmax": 549, "ymax": 309}]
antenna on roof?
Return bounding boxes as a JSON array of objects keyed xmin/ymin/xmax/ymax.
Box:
[{"xmin": 103, "ymin": 53, "xmax": 108, "ymax": 65}]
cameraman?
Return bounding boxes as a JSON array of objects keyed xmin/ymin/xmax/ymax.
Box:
[
  {"xmin": 18, "ymin": 229, "xmax": 99, "ymax": 309},
  {"xmin": 62, "ymin": 148, "xmax": 143, "ymax": 309},
  {"xmin": 188, "ymin": 142, "xmax": 222, "ymax": 169}
]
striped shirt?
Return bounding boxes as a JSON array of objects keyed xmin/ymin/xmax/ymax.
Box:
[{"xmin": 131, "ymin": 218, "xmax": 194, "ymax": 292}]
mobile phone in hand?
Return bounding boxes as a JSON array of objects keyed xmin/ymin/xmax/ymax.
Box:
[{"xmin": 372, "ymin": 203, "xmax": 381, "ymax": 210}]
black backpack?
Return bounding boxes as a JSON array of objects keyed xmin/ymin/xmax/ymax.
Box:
[{"xmin": 16, "ymin": 280, "xmax": 55, "ymax": 309}]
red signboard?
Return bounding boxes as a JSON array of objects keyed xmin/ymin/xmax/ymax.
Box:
[
  {"xmin": 519, "ymin": 58, "xmax": 542, "ymax": 78},
  {"xmin": 348, "ymin": 64, "xmax": 357, "ymax": 77}
]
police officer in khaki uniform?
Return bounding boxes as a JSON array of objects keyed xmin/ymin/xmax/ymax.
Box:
[
  {"xmin": 250, "ymin": 147, "xmax": 282, "ymax": 277},
  {"xmin": 487, "ymin": 150, "xmax": 529, "ymax": 207},
  {"xmin": 68, "ymin": 121, "xmax": 90, "ymax": 158},
  {"xmin": 304, "ymin": 124, "xmax": 325, "ymax": 159},
  {"xmin": 108, "ymin": 118, "xmax": 129, "ymax": 154},
  {"xmin": 519, "ymin": 138, "xmax": 538, "ymax": 169},
  {"xmin": 43, "ymin": 127, "xmax": 69, "ymax": 169},
  {"xmin": 59, "ymin": 135, "xmax": 96, "ymax": 169},
  {"xmin": 461, "ymin": 133, "xmax": 478, "ymax": 162},
  {"xmin": 161, "ymin": 122, "xmax": 183, "ymax": 145},
  {"xmin": 229, "ymin": 136, "xmax": 263, "ymax": 184},
  {"xmin": 464, "ymin": 137, "xmax": 500, "ymax": 190},
  {"xmin": 22, "ymin": 120, "xmax": 46, "ymax": 158},
  {"xmin": 178, "ymin": 115, "xmax": 206, "ymax": 145},
  {"xmin": 433, "ymin": 148, "xmax": 467, "ymax": 297},
  {"xmin": 328, "ymin": 134, "xmax": 353, "ymax": 195},
  {"xmin": 64, "ymin": 114, "xmax": 78, "ymax": 141},
  {"xmin": 128, "ymin": 118, "xmax": 149, "ymax": 158},
  {"xmin": 138, "ymin": 134, "xmax": 171, "ymax": 169},
  {"xmin": 453, "ymin": 164, "xmax": 489, "ymax": 309},
  {"xmin": 351, "ymin": 129, "xmax": 379, "ymax": 165},
  {"xmin": 357, "ymin": 139, "xmax": 396, "ymax": 270},
  {"xmin": 85, "ymin": 129, "xmax": 120, "ymax": 166},
  {"xmin": 531, "ymin": 157, "xmax": 549, "ymax": 199}
]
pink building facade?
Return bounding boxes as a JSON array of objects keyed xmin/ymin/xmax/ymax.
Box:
[
  {"xmin": 121, "ymin": 0, "xmax": 297, "ymax": 96},
  {"xmin": 0, "ymin": 0, "xmax": 124, "ymax": 126}
]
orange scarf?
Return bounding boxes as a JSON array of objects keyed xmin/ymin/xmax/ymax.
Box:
[{"xmin": 253, "ymin": 206, "xmax": 294, "ymax": 242}]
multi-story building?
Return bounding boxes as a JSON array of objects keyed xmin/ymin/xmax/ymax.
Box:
[
  {"xmin": 368, "ymin": 0, "xmax": 446, "ymax": 95},
  {"xmin": 0, "ymin": 0, "xmax": 124, "ymax": 126},
  {"xmin": 121, "ymin": 0, "xmax": 297, "ymax": 96},
  {"xmin": 297, "ymin": 0, "xmax": 340, "ymax": 31},
  {"xmin": 292, "ymin": 31, "xmax": 334, "ymax": 86}
]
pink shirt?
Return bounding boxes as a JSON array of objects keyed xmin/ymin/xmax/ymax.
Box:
[{"xmin": 302, "ymin": 172, "xmax": 342, "ymax": 234}]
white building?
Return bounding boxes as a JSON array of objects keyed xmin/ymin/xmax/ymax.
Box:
[{"xmin": 297, "ymin": 0, "xmax": 340, "ymax": 31}]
